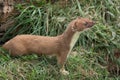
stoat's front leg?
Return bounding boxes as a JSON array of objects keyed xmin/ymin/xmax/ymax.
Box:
[{"xmin": 57, "ymin": 50, "xmax": 69, "ymax": 75}]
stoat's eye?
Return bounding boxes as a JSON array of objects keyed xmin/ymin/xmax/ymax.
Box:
[{"xmin": 84, "ymin": 22, "xmax": 88, "ymax": 26}]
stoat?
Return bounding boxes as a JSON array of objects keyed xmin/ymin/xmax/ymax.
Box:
[{"xmin": 2, "ymin": 17, "xmax": 95, "ymax": 75}]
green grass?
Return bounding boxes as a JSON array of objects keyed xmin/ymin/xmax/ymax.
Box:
[
  {"xmin": 0, "ymin": 52, "xmax": 120, "ymax": 80},
  {"xmin": 0, "ymin": 0, "xmax": 120, "ymax": 79}
]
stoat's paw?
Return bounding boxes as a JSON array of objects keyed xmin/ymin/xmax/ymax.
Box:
[{"xmin": 60, "ymin": 69, "xmax": 69, "ymax": 75}]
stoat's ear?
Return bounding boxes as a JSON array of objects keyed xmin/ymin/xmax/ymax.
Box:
[
  {"xmin": 71, "ymin": 21, "xmax": 78, "ymax": 32},
  {"xmin": 77, "ymin": 16, "xmax": 81, "ymax": 19}
]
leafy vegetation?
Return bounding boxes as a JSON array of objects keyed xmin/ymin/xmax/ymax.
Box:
[{"xmin": 0, "ymin": 0, "xmax": 120, "ymax": 79}]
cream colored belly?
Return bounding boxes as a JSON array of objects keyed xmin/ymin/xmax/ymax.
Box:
[{"xmin": 67, "ymin": 32, "xmax": 81, "ymax": 57}]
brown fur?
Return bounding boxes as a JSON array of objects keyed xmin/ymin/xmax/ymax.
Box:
[{"xmin": 2, "ymin": 17, "xmax": 95, "ymax": 75}]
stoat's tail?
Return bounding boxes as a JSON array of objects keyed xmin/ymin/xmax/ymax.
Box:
[
  {"xmin": 0, "ymin": 46, "xmax": 5, "ymax": 54},
  {"xmin": 0, "ymin": 41, "xmax": 6, "ymax": 54},
  {"xmin": 0, "ymin": 45, "xmax": 9, "ymax": 55},
  {"xmin": 0, "ymin": 45, "xmax": 11, "ymax": 61}
]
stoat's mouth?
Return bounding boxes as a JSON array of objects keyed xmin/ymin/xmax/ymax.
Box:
[{"xmin": 84, "ymin": 28, "xmax": 90, "ymax": 32}]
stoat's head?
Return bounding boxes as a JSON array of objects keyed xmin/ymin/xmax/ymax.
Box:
[{"xmin": 71, "ymin": 17, "xmax": 95, "ymax": 32}]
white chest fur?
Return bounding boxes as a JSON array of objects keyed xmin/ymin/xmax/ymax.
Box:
[{"xmin": 67, "ymin": 32, "xmax": 81, "ymax": 57}]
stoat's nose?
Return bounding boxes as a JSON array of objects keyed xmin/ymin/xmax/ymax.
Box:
[{"xmin": 88, "ymin": 21, "xmax": 95, "ymax": 27}]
